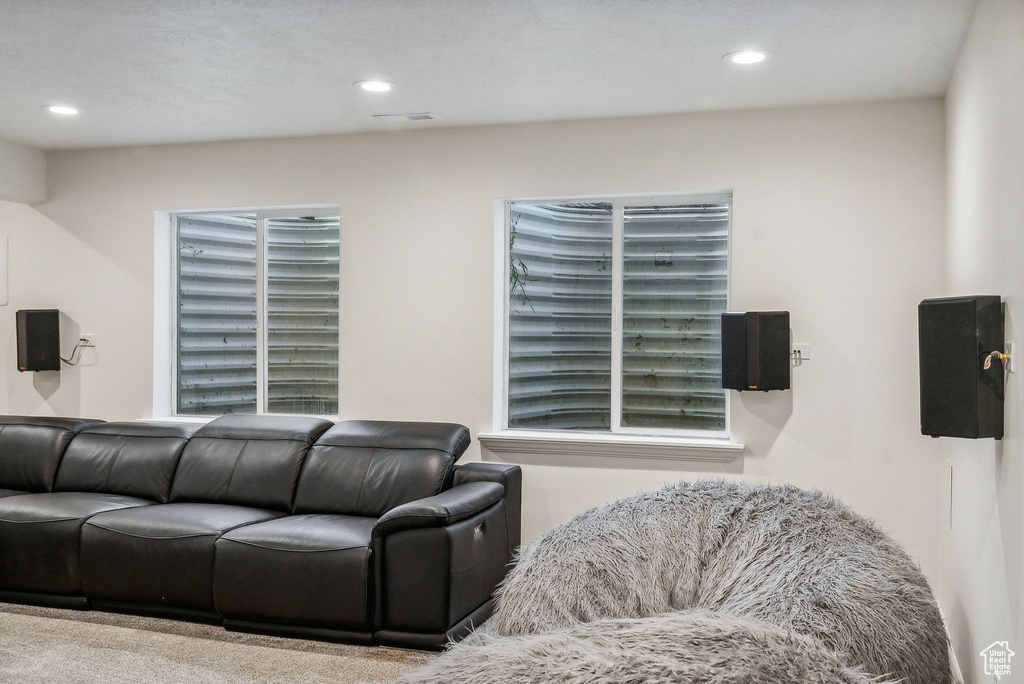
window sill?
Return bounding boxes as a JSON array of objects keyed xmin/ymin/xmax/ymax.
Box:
[
  {"xmin": 143, "ymin": 414, "xmax": 341, "ymax": 425},
  {"xmin": 139, "ymin": 416, "xmax": 214, "ymax": 425},
  {"xmin": 477, "ymin": 430, "xmax": 744, "ymax": 463}
]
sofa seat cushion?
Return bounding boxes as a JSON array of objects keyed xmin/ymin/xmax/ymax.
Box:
[
  {"xmin": 80, "ymin": 503, "xmax": 282, "ymax": 611},
  {"xmin": 0, "ymin": 492, "xmax": 153, "ymax": 595},
  {"xmin": 0, "ymin": 488, "xmax": 27, "ymax": 499},
  {"xmin": 214, "ymin": 514, "xmax": 375, "ymax": 630}
]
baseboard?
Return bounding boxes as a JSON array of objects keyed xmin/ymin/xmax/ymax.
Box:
[
  {"xmin": 949, "ymin": 642, "xmax": 965, "ymax": 684},
  {"xmin": 937, "ymin": 601, "xmax": 966, "ymax": 684}
]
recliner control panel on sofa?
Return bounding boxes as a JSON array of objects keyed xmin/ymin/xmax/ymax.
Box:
[{"xmin": 0, "ymin": 414, "xmax": 522, "ymax": 650}]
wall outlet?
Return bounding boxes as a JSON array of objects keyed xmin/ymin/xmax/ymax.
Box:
[
  {"xmin": 792, "ymin": 342, "xmax": 811, "ymax": 366},
  {"xmin": 1005, "ymin": 341, "xmax": 1013, "ymax": 373},
  {"xmin": 80, "ymin": 333, "xmax": 96, "ymax": 347}
]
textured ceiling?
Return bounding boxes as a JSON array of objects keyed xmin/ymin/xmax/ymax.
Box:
[{"xmin": 0, "ymin": 0, "xmax": 976, "ymax": 150}]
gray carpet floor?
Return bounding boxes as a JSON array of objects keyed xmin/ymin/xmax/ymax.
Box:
[{"xmin": 0, "ymin": 602, "xmax": 435, "ymax": 683}]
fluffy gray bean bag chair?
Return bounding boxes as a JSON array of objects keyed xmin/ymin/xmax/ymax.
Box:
[
  {"xmin": 404, "ymin": 480, "xmax": 950, "ymax": 684},
  {"xmin": 403, "ymin": 609, "xmax": 891, "ymax": 684}
]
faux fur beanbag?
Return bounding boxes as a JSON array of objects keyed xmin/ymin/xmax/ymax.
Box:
[
  {"xmin": 407, "ymin": 480, "xmax": 951, "ymax": 684},
  {"xmin": 401, "ymin": 610, "xmax": 892, "ymax": 684}
]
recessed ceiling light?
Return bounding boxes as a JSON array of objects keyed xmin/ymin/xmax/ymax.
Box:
[
  {"xmin": 725, "ymin": 50, "xmax": 767, "ymax": 65},
  {"xmin": 355, "ymin": 80, "xmax": 393, "ymax": 92},
  {"xmin": 44, "ymin": 105, "xmax": 80, "ymax": 115}
]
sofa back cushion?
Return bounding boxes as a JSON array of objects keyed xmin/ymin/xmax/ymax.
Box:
[
  {"xmin": 293, "ymin": 420, "xmax": 470, "ymax": 517},
  {"xmin": 0, "ymin": 416, "xmax": 104, "ymax": 493},
  {"xmin": 169, "ymin": 414, "xmax": 333, "ymax": 511},
  {"xmin": 55, "ymin": 422, "xmax": 198, "ymax": 502}
]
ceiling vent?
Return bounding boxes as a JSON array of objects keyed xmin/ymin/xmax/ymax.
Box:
[{"xmin": 372, "ymin": 112, "xmax": 436, "ymax": 121}]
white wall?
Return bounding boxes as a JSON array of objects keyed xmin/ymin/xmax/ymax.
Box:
[
  {"xmin": 0, "ymin": 140, "xmax": 46, "ymax": 204},
  {"xmin": 944, "ymin": 1, "xmax": 1023, "ymax": 681},
  {"xmin": 0, "ymin": 100, "xmax": 950, "ymax": 600}
]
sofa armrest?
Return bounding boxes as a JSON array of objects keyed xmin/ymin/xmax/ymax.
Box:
[
  {"xmin": 454, "ymin": 462, "xmax": 522, "ymax": 559},
  {"xmin": 373, "ymin": 481, "xmax": 504, "ymax": 537},
  {"xmin": 371, "ymin": 481, "xmax": 510, "ymax": 646}
]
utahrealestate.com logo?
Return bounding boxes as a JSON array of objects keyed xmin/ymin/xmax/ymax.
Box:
[{"xmin": 980, "ymin": 641, "xmax": 1015, "ymax": 679}]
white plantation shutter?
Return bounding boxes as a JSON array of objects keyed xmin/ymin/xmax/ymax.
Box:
[
  {"xmin": 506, "ymin": 197, "xmax": 729, "ymax": 434},
  {"xmin": 177, "ymin": 214, "xmax": 259, "ymax": 415},
  {"xmin": 176, "ymin": 212, "xmax": 339, "ymax": 416},
  {"xmin": 507, "ymin": 203, "xmax": 613, "ymax": 430},
  {"xmin": 621, "ymin": 204, "xmax": 728, "ymax": 430},
  {"xmin": 266, "ymin": 217, "xmax": 339, "ymax": 415}
]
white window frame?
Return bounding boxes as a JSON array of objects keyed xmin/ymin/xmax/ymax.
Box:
[
  {"xmin": 483, "ymin": 191, "xmax": 743, "ymax": 460},
  {"xmin": 155, "ymin": 204, "xmax": 340, "ymax": 420}
]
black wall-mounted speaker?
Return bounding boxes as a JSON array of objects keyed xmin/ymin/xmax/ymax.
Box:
[
  {"xmin": 721, "ymin": 311, "xmax": 791, "ymax": 391},
  {"xmin": 16, "ymin": 309, "xmax": 61, "ymax": 372},
  {"xmin": 918, "ymin": 296, "xmax": 1004, "ymax": 439}
]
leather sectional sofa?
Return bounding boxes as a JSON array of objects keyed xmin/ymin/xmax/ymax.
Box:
[{"xmin": 0, "ymin": 414, "xmax": 522, "ymax": 649}]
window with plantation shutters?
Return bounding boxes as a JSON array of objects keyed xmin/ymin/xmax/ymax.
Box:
[
  {"xmin": 175, "ymin": 210, "xmax": 339, "ymax": 416},
  {"xmin": 503, "ymin": 193, "xmax": 730, "ymax": 437},
  {"xmin": 507, "ymin": 203, "xmax": 613, "ymax": 430},
  {"xmin": 177, "ymin": 214, "xmax": 258, "ymax": 414}
]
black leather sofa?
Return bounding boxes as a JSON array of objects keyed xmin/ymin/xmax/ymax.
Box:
[{"xmin": 0, "ymin": 414, "xmax": 522, "ymax": 649}]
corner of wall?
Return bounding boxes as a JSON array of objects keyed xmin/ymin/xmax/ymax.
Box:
[
  {"xmin": 942, "ymin": 1, "xmax": 1024, "ymax": 682},
  {"xmin": 0, "ymin": 140, "xmax": 47, "ymax": 205}
]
